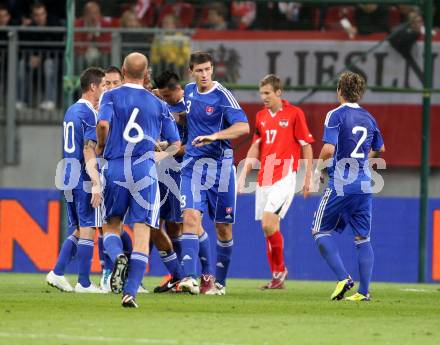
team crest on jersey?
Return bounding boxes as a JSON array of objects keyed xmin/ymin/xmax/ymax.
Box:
[
  {"xmin": 225, "ymin": 207, "xmax": 233, "ymax": 214},
  {"xmin": 206, "ymin": 106, "xmax": 215, "ymax": 115},
  {"xmin": 279, "ymin": 120, "xmax": 289, "ymax": 127}
]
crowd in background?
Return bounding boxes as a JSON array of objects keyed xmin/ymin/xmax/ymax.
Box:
[
  {"xmin": 1, "ymin": 0, "xmax": 440, "ymax": 35},
  {"xmin": 0, "ymin": 0, "xmax": 439, "ymax": 112}
]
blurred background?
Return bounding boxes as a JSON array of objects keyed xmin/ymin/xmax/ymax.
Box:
[{"xmin": 0, "ymin": 0, "xmax": 439, "ymax": 284}]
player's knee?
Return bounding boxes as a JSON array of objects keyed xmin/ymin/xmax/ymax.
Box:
[
  {"xmin": 216, "ymin": 223, "xmax": 232, "ymax": 241},
  {"xmin": 182, "ymin": 213, "xmax": 200, "ymax": 231}
]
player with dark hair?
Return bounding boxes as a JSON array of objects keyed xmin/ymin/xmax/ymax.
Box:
[
  {"xmin": 104, "ymin": 66, "xmax": 123, "ymax": 90},
  {"xmin": 152, "ymin": 70, "xmax": 215, "ymax": 293},
  {"xmin": 178, "ymin": 51, "xmax": 250, "ymax": 295},
  {"xmin": 312, "ymin": 71, "xmax": 385, "ymax": 301},
  {"xmin": 97, "ymin": 53, "xmax": 181, "ymax": 307},
  {"xmin": 46, "ymin": 67, "xmax": 106, "ymax": 293},
  {"xmin": 238, "ymin": 74, "xmax": 314, "ymax": 289}
]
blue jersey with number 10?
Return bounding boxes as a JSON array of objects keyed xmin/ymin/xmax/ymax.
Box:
[
  {"xmin": 184, "ymin": 81, "xmax": 247, "ymax": 159},
  {"xmin": 62, "ymin": 99, "xmax": 97, "ymax": 190},
  {"xmin": 98, "ymin": 83, "xmax": 180, "ymax": 160},
  {"xmin": 323, "ymin": 103, "xmax": 384, "ymax": 194}
]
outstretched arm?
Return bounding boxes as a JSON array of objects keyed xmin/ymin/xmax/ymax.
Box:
[{"xmin": 192, "ymin": 122, "xmax": 250, "ymax": 147}]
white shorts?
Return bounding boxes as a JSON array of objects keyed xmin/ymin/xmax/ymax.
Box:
[{"xmin": 255, "ymin": 172, "xmax": 296, "ymax": 221}]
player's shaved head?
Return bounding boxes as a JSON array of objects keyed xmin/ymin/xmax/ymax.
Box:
[{"xmin": 123, "ymin": 52, "xmax": 148, "ymax": 80}]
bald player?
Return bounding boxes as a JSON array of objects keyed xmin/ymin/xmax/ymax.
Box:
[{"xmin": 97, "ymin": 53, "xmax": 181, "ymax": 308}]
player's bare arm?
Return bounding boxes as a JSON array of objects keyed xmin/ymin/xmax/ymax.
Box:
[
  {"xmin": 96, "ymin": 120, "xmax": 109, "ymax": 156},
  {"xmin": 83, "ymin": 139, "xmax": 102, "ymax": 209},
  {"xmin": 238, "ymin": 139, "xmax": 260, "ymax": 194},
  {"xmin": 301, "ymin": 143, "xmax": 313, "ymax": 198},
  {"xmin": 368, "ymin": 144, "xmax": 386, "ymax": 158},
  {"xmin": 313, "ymin": 143, "xmax": 335, "ymax": 187},
  {"xmin": 155, "ymin": 140, "xmax": 182, "ymax": 162},
  {"xmin": 192, "ymin": 121, "xmax": 250, "ymax": 147}
]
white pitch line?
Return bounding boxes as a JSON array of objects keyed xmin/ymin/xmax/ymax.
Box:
[{"xmin": 0, "ymin": 332, "xmax": 249, "ymax": 345}]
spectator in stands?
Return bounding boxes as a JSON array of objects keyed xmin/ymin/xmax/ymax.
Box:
[
  {"xmin": 0, "ymin": 5, "xmax": 17, "ymax": 41},
  {"xmin": 231, "ymin": 1, "xmax": 256, "ymax": 30},
  {"xmin": 17, "ymin": 2, "xmax": 62, "ymax": 111},
  {"xmin": 388, "ymin": 10, "xmax": 424, "ymax": 82},
  {"xmin": 278, "ymin": 2, "xmax": 317, "ymax": 30},
  {"xmin": 120, "ymin": 8, "xmax": 148, "ymax": 47},
  {"xmin": 75, "ymin": 1, "xmax": 115, "ymax": 67},
  {"xmin": 161, "ymin": 13, "xmax": 178, "ymax": 30},
  {"xmin": 252, "ymin": 2, "xmax": 290, "ymax": 30},
  {"xmin": 121, "ymin": 8, "xmax": 142, "ymax": 28},
  {"xmin": 203, "ymin": 2, "xmax": 229, "ymax": 30},
  {"xmin": 354, "ymin": 4, "xmax": 389, "ymax": 35}
]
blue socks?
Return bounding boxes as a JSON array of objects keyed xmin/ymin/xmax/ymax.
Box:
[
  {"xmin": 53, "ymin": 234, "xmax": 78, "ymax": 275},
  {"xmin": 123, "ymin": 252, "xmax": 148, "ymax": 298},
  {"xmin": 181, "ymin": 233, "xmax": 199, "ymax": 278},
  {"xmin": 77, "ymin": 238, "xmax": 94, "ymax": 287},
  {"xmin": 121, "ymin": 230, "xmax": 133, "ymax": 258},
  {"xmin": 98, "ymin": 235, "xmax": 105, "ymax": 269},
  {"xmin": 314, "ymin": 234, "xmax": 349, "ymax": 281},
  {"xmin": 171, "ymin": 236, "xmax": 182, "ymax": 262},
  {"xmin": 216, "ymin": 239, "xmax": 233, "ymax": 286},
  {"xmin": 103, "ymin": 233, "xmax": 123, "ymax": 263},
  {"xmin": 159, "ymin": 250, "xmax": 184, "ymax": 280},
  {"xmin": 355, "ymin": 239, "xmax": 374, "ymax": 296},
  {"xmin": 199, "ymin": 231, "xmax": 213, "ymax": 275}
]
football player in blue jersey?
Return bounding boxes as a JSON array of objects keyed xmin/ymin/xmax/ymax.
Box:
[
  {"xmin": 152, "ymin": 70, "xmax": 215, "ymax": 293},
  {"xmin": 312, "ymin": 71, "xmax": 385, "ymax": 301},
  {"xmin": 178, "ymin": 52, "xmax": 250, "ymax": 295},
  {"xmin": 47, "ymin": 67, "xmax": 106, "ymax": 293},
  {"xmin": 96, "ymin": 53, "xmax": 181, "ymax": 308}
]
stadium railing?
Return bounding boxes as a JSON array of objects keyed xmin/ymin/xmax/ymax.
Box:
[{"xmin": 0, "ymin": 26, "xmax": 194, "ymax": 125}]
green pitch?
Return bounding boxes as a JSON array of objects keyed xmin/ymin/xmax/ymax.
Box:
[{"xmin": 0, "ymin": 274, "xmax": 439, "ymax": 345}]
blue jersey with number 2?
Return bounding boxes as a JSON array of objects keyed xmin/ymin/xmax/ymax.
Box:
[{"xmin": 323, "ymin": 103, "xmax": 384, "ymax": 194}]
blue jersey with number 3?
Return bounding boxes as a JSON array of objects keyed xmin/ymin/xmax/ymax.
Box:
[
  {"xmin": 323, "ymin": 103, "xmax": 384, "ymax": 194},
  {"xmin": 184, "ymin": 81, "xmax": 247, "ymax": 159},
  {"xmin": 98, "ymin": 83, "xmax": 180, "ymax": 160}
]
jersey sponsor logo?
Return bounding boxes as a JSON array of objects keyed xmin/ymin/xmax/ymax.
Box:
[
  {"xmin": 206, "ymin": 106, "xmax": 215, "ymax": 115},
  {"xmin": 279, "ymin": 120, "xmax": 289, "ymax": 127},
  {"xmin": 188, "ymin": 92, "xmax": 194, "ymax": 98},
  {"xmin": 261, "ymin": 121, "xmax": 266, "ymax": 127}
]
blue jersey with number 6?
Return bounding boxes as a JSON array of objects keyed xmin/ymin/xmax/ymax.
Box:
[
  {"xmin": 323, "ymin": 103, "xmax": 384, "ymax": 194},
  {"xmin": 98, "ymin": 83, "xmax": 180, "ymax": 160}
]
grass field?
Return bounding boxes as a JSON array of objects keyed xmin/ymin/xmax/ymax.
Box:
[{"xmin": 0, "ymin": 274, "xmax": 439, "ymax": 345}]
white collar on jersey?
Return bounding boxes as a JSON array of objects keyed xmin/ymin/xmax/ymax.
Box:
[
  {"xmin": 122, "ymin": 83, "xmax": 145, "ymax": 89},
  {"xmin": 196, "ymin": 81, "xmax": 218, "ymax": 95},
  {"xmin": 268, "ymin": 107, "xmax": 283, "ymax": 118},
  {"xmin": 77, "ymin": 98, "xmax": 95, "ymax": 109},
  {"xmin": 342, "ymin": 102, "xmax": 360, "ymax": 108}
]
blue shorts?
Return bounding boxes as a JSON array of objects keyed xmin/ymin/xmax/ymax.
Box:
[
  {"xmin": 102, "ymin": 158, "xmax": 160, "ymax": 229},
  {"xmin": 312, "ymin": 188, "xmax": 372, "ymax": 238},
  {"xmin": 159, "ymin": 168, "xmax": 183, "ymax": 223},
  {"xmin": 180, "ymin": 156, "xmax": 236, "ymax": 223},
  {"xmin": 65, "ymin": 189, "xmax": 102, "ymax": 228}
]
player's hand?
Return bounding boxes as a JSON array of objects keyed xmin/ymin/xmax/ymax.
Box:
[
  {"xmin": 237, "ymin": 174, "xmax": 246, "ymax": 194},
  {"xmin": 192, "ymin": 134, "xmax": 218, "ymax": 147},
  {"xmin": 302, "ymin": 179, "xmax": 312, "ymax": 198},
  {"xmin": 90, "ymin": 185, "xmax": 102, "ymax": 208}
]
